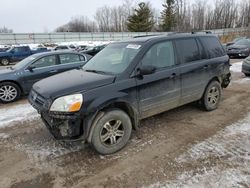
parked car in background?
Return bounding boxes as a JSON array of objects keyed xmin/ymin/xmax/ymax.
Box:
[
  {"xmin": 0, "ymin": 46, "xmax": 10, "ymax": 52},
  {"xmin": 242, "ymin": 55, "xmax": 250, "ymax": 76},
  {"xmin": 226, "ymin": 38, "xmax": 250, "ymax": 58},
  {"xmin": 0, "ymin": 46, "xmax": 49, "ymax": 66},
  {"xmin": 0, "ymin": 51, "xmax": 91, "ymax": 103},
  {"xmin": 81, "ymin": 44, "xmax": 107, "ymax": 56},
  {"xmin": 226, "ymin": 37, "xmax": 246, "ymax": 47},
  {"xmin": 53, "ymin": 45, "xmax": 75, "ymax": 51},
  {"xmin": 76, "ymin": 45, "xmax": 88, "ymax": 51},
  {"xmin": 29, "ymin": 33, "xmax": 231, "ymax": 155}
]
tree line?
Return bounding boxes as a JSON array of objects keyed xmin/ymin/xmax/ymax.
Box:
[{"xmin": 56, "ymin": 0, "xmax": 250, "ymax": 32}]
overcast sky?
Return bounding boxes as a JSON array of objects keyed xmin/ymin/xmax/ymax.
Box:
[{"xmin": 0, "ymin": 0, "xmax": 164, "ymax": 33}]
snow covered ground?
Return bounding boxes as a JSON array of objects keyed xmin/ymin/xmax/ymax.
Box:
[
  {"xmin": 148, "ymin": 113, "xmax": 250, "ymax": 188},
  {"xmin": 0, "ymin": 103, "xmax": 38, "ymax": 128},
  {"xmin": 230, "ymin": 61, "xmax": 242, "ymax": 73}
]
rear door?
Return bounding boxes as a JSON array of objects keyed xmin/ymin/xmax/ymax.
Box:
[
  {"xmin": 174, "ymin": 37, "xmax": 210, "ymax": 105},
  {"xmin": 136, "ymin": 40, "xmax": 181, "ymax": 119},
  {"xmin": 57, "ymin": 53, "xmax": 87, "ymax": 72}
]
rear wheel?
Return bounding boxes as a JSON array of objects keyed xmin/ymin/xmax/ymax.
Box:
[
  {"xmin": 201, "ymin": 81, "xmax": 222, "ymax": 111},
  {"xmin": 1, "ymin": 58, "xmax": 10, "ymax": 66},
  {"xmin": 91, "ymin": 109, "xmax": 132, "ymax": 155},
  {"xmin": 0, "ymin": 82, "xmax": 21, "ymax": 103}
]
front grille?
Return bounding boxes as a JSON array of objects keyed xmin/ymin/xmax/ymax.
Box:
[{"xmin": 29, "ymin": 90, "xmax": 48, "ymax": 111}]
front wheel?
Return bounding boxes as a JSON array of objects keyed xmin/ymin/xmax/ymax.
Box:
[
  {"xmin": 0, "ymin": 82, "xmax": 21, "ymax": 103},
  {"xmin": 1, "ymin": 58, "xmax": 10, "ymax": 66},
  {"xmin": 201, "ymin": 81, "xmax": 222, "ymax": 111},
  {"xmin": 91, "ymin": 109, "xmax": 132, "ymax": 155}
]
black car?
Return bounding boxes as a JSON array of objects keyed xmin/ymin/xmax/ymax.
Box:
[
  {"xmin": 29, "ymin": 33, "xmax": 231, "ymax": 155},
  {"xmin": 242, "ymin": 56, "xmax": 250, "ymax": 76},
  {"xmin": 226, "ymin": 38, "xmax": 250, "ymax": 58},
  {"xmin": 81, "ymin": 44, "xmax": 107, "ymax": 56},
  {"xmin": 226, "ymin": 37, "xmax": 246, "ymax": 47},
  {"xmin": 0, "ymin": 51, "xmax": 91, "ymax": 103}
]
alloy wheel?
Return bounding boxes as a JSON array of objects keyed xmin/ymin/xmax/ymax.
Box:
[
  {"xmin": 100, "ymin": 119, "xmax": 125, "ymax": 146},
  {"xmin": 207, "ymin": 86, "xmax": 219, "ymax": 105},
  {"xmin": 0, "ymin": 85, "xmax": 18, "ymax": 102}
]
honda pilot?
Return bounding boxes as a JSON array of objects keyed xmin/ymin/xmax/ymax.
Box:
[{"xmin": 29, "ymin": 33, "xmax": 231, "ymax": 155}]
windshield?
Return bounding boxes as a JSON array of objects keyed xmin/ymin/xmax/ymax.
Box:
[
  {"xmin": 83, "ymin": 43, "xmax": 141, "ymax": 74},
  {"xmin": 13, "ymin": 55, "xmax": 36, "ymax": 69},
  {"xmin": 235, "ymin": 39, "xmax": 250, "ymax": 46}
]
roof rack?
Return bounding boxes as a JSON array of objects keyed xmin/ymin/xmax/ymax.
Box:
[
  {"xmin": 133, "ymin": 34, "xmax": 162, "ymax": 38},
  {"xmin": 191, "ymin": 31, "xmax": 212, "ymax": 34}
]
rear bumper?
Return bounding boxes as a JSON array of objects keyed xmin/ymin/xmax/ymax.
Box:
[{"xmin": 221, "ymin": 73, "xmax": 231, "ymax": 88}]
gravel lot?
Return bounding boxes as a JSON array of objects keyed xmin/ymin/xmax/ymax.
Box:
[{"xmin": 0, "ymin": 59, "xmax": 249, "ymax": 188}]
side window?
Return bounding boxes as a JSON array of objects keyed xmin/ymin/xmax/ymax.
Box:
[
  {"xmin": 200, "ymin": 37, "xmax": 225, "ymax": 58},
  {"xmin": 33, "ymin": 55, "xmax": 57, "ymax": 68},
  {"xmin": 175, "ymin": 38, "xmax": 200, "ymax": 63},
  {"xmin": 59, "ymin": 54, "xmax": 80, "ymax": 64},
  {"xmin": 141, "ymin": 41, "xmax": 175, "ymax": 69}
]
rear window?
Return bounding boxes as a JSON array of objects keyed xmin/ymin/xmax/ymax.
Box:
[
  {"xmin": 200, "ymin": 36, "xmax": 225, "ymax": 58},
  {"xmin": 175, "ymin": 38, "xmax": 201, "ymax": 63}
]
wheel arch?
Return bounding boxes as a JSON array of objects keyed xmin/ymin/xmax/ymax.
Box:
[
  {"xmin": 86, "ymin": 99, "xmax": 139, "ymax": 143},
  {"xmin": 0, "ymin": 80, "xmax": 23, "ymax": 94}
]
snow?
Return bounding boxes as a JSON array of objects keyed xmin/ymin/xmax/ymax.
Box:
[
  {"xmin": 0, "ymin": 103, "xmax": 39, "ymax": 128},
  {"xmin": 230, "ymin": 62, "xmax": 242, "ymax": 72},
  {"xmin": 148, "ymin": 112, "xmax": 250, "ymax": 188}
]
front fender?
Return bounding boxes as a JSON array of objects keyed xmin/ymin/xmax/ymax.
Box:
[{"xmin": 86, "ymin": 91, "xmax": 128, "ymax": 113}]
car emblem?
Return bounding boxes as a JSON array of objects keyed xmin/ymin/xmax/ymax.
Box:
[{"xmin": 33, "ymin": 93, "xmax": 38, "ymax": 101}]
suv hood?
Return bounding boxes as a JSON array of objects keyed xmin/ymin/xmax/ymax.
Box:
[{"xmin": 33, "ymin": 69, "xmax": 115, "ymax": 99}]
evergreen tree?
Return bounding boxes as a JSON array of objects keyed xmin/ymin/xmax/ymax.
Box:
[
  {"xmin": 160, "ymin": 0, "xmax": 176, "ymax": 31},
  {"xmin": 127, "ymin": 2, "xmax": 155, "ymax": 32}
]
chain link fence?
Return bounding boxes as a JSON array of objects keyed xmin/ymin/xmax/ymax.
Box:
[{"xmin": 0, "ymin": 27, "xmax": 249, "ymax": 45}]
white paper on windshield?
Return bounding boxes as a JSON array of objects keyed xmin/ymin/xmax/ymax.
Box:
[{"xmin": 126, "ymin": 44, "xmax": 141, "ymax": 50}]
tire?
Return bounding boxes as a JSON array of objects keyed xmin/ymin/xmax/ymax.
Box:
[
  {"xmin": 91, "ymin": 109, "xmax": 132, "ymax": 155},
  {"xmin": 1, "ymin": 58, "xmax": 10, "ymax": 66},
  {"xmin": 201, "ymin": 81, "xmax": 222, "ymax": 111},
  {"xmin": 0, "ymin": 82, "xmax": 21, "ymax": 103}
]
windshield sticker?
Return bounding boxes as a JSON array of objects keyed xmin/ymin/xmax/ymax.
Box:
[{"xmin": 126, "ymin": 44, "xmax": 141, "ymax": 50}]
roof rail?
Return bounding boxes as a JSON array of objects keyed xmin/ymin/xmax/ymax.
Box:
[
  {"xmin": 191, "ymin": 31, "xmax": 212, "ymax": 34},
  {"xmin": 133, "ymin": 34, "xmax": 162, "ymax": 38}
]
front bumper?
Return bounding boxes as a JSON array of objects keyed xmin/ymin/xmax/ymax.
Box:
[
  {"xmin": 242, "ymin": 61, "xmax": 250, "ymax": 74},
  {"xmin": 227, "ymin": 50, "xmax": 249, "ymax": 57},
  {"xmin": 41, "ymin": 112, "xmax": 83, "ymax": 140},
  {"xmin": 28, "ymin": 90, "xmax": 84, "ymax": 141}
]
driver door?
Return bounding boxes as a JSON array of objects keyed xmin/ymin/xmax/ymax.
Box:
[
  {"xmin": 22, "ymin": 55, "xmax": 59, "ymax": 91},
  {"xmin": 136, "ymin": 41, "xmax": 181, "ymax": 119}
]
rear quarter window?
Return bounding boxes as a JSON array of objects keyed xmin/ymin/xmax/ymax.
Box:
[{"xmin": 200, "ymin": 36, "xmax": 226, "ymax": 58}]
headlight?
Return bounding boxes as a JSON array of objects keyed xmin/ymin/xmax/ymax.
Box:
[{"xmin": 50, "ymin": 94, "xmax": 83, "ymax": 112}]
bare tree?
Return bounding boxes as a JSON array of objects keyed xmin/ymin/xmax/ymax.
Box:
[
  {"xmin": 56, "ymin": 16, "xmax": 97, "ymax": 32},
  {"xmin": 0, "ymin": 26, "xmax": 13, "ymax": 33}
]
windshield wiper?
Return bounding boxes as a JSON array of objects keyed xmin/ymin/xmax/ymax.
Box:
[{"xmin": 85, "ymin": 69, "xmax": 109, "ymax": 74}]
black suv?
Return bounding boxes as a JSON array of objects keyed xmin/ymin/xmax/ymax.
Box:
[{"xmin": 29, "ymin": 33, "xmax": 231, "ymax": 155}]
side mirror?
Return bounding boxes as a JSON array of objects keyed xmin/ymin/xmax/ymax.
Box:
[
  {"xmin": 27, "ymin": 65, "xmax": 36, "ymax": 72},
  {"xmin": 139, "ymin": 65, "xmax": 156, "ymax": 76}
]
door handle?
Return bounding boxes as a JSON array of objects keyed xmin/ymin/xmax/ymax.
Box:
[
  {"xmin": 49, "ymin": 70, "xmax": 58, "ymax": 73},
  {"xmin": 203, "ymin": 65, "xmax": 209, "ymax": 69},
  {"xmin": 169, "ymin": 73, "xmax": 177, "ymax": 79}
]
